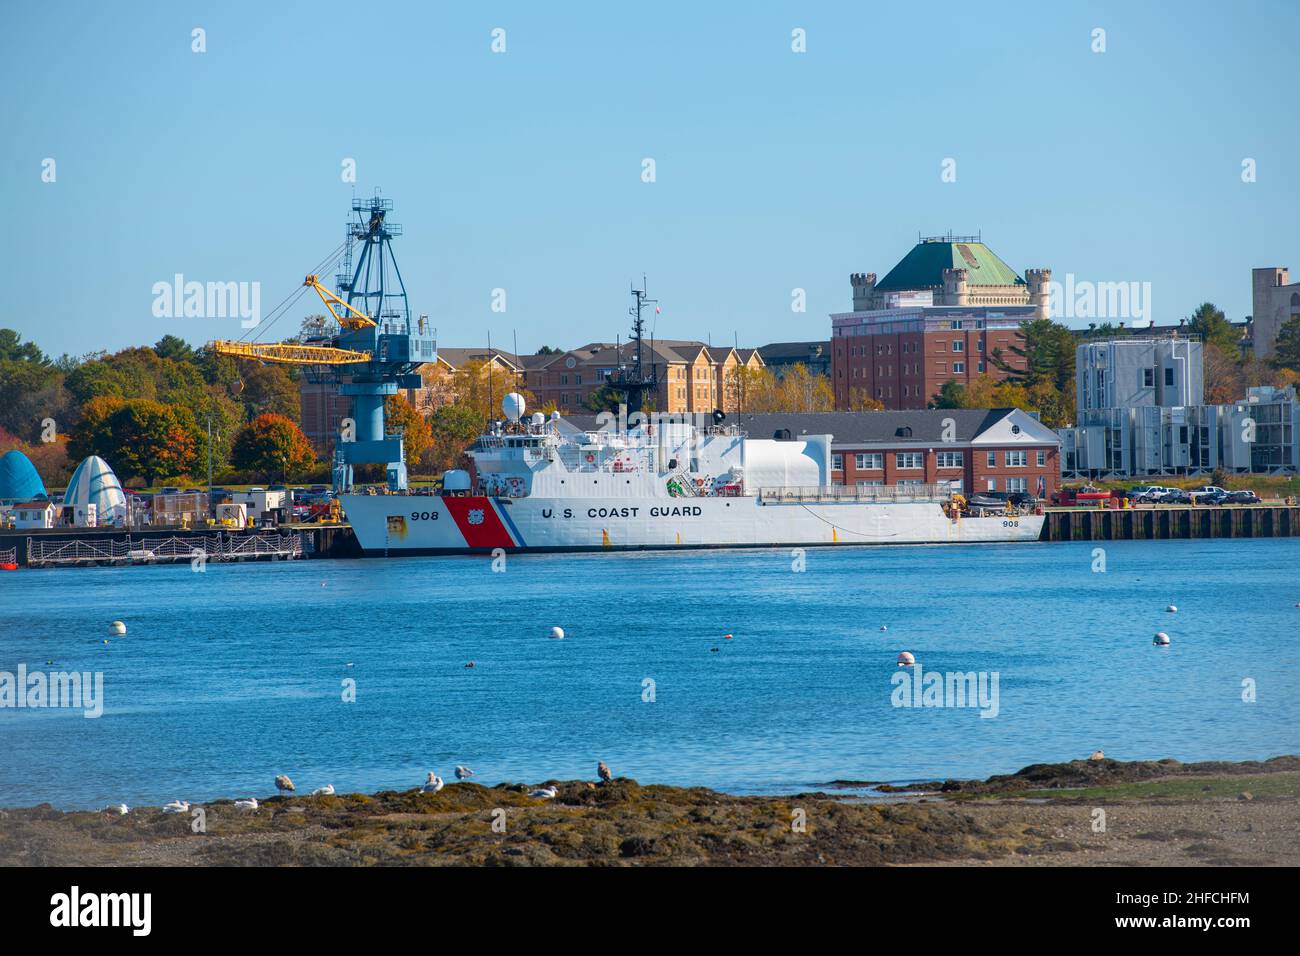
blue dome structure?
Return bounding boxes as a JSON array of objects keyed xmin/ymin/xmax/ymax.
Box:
[
  {"xmin": 64, "ymin": 455, "xmax": 127, "ymax": 523},
  {"xmin": 0, "ymin": 449, "xmax": 47, "ymax": 502}
]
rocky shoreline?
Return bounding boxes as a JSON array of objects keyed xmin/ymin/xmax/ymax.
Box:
[{"xmin": 2, "ymin": 756, "xmax": 1297, "ymax": 866}]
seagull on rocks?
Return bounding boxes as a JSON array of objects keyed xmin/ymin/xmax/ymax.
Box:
[
  {"xmin": 422, "ymin": 772, "xmax": 444, "ymax": 793},
  {"xmin": 311, "ymin": 784, "xmax": 335, "ymax": 796},
  {"xmin": 275, "ymin": 775, "xmax": 295, "ymax": 794},
  {"xmin": 529, "ymin": 786, "xmax": 558, "ymax": 799},
  {"xmin": 597, "ymin": 761, "xmax": 612, "ymax": 784},
  {"xmin": 107, "ymin": 804, "xmax": 129, "ymax": 815},
  {"xmin": 162, "ymin": 800, "xmax": 190, "ymax": 814},
  {"xmin": 1089, "ymin": 750, "xmax": 1105, "ymax": 761},
  {"xmin": 234, "ymin": 798, "xmax": 259, "ymax": 810},
  {"xmin": 454, "ymin": 766, "xmax": 474, "ymax": 781}
]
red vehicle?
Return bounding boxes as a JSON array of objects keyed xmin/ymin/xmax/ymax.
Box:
[{"xmin": 1052, "ymin": 485, "xmax": 1114, "ymax": 507}]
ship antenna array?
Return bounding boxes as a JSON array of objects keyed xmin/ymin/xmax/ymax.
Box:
[{"xmin": 611, "ymin": 275, "xmax": 659, "ymax": 414}]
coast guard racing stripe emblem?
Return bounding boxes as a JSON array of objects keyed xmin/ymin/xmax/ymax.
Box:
[{"xmin": 443, "ymin": 496, "xmax": 518, "ymax": 549}]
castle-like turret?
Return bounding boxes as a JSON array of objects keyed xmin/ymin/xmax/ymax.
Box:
[
  {"xmin": 941, "ymin": 267, "xmax": 969, "ymax": 306},
  {"xmin": 850, "ymin": 272, "xmax": 877, "ymax": 311},
  {"xmin": 1025, "ymin": 268, "xmax": 1052, "ymax": 320}
]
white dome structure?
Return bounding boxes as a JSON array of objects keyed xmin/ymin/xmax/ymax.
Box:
[
  {"xmin": 64, "ymin": 455, "xmax": 127, "ymax": 523},
  {"xmin": 502, "ymin": 392, "xmax": 526, "ymax": 422}
]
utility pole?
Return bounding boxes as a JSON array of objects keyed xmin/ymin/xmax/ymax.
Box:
[{"xmin": 206, "ymin": 414, "xmax": 214, "ymax": 499}]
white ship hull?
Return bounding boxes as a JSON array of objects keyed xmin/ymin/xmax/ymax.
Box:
[{"xmin": 340, "ymin": 493, "xmax": 1044, "ymax": 555}]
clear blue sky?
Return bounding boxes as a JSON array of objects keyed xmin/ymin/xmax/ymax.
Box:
[{"xmin": 3, "ymin": 0, "xmax": 1296, "ymax": 358}]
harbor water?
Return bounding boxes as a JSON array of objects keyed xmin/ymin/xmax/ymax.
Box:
[{"xmin": 1, "ymin": 539, "xmax": 1297, "ymax": 809}]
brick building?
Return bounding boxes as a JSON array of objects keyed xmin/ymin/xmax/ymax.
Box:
[
  {"xmin": 757, "ymin": 341, "xmax": 831, "ymax": 379},
  {"xmin": 832, "ymin": 235, "xmax": 1050, "ymax": 410},
  {"xmin": 409, "ymin": 348, "xmax": 528, "ymax": 414},
  {"xmin": 523, "ymin": 340, "xmax": 765, "ymax": 415},
  {"xmin": 300, "ymin": 377, "xmax": 356, "ymax": 455},
  {"xmin": 732, "ymin": 409, "xmax": 1060, "ymax": 498}
]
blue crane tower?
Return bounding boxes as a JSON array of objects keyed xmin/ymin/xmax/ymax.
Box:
[
  {"xmin": 317, "ymin": 195, "xmax": 437, "ymax": 492},
  {"xmin": 211, "ymin": 194, "xmax": 437, "ymax": 492}
]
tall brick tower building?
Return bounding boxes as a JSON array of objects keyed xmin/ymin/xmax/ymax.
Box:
[{"xmin": 833, "ymin": 234, "xmax": 1049, "ymax": 410}]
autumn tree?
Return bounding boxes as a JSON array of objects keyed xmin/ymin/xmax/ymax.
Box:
[
  {"xmin": 230, "ymin": 414, "xmax": 316, "ymax": 482},
  {"xmin": 234, "ymin": 361, "xmax": 301, "ymax": 420},
  {"xmin": 69, "ymin": 397, "xmax": 205, "ymax": 485},
  {"xmin": 1203, "ymin": 342, "xmax": 1245, "ymax": 404},
  {"xmin": 0, "ymin": 354, "xmax": 74, "ymax": 443},
  {"xmin": 1026, "ymin": 379, "xmax": 1074, "ymax": 429},
  {"xmin": 384, "ymin": 393, "xmax": 433, "ymax": 466},
  {"xmin": 428, "ymin": 404, "xmax": 483, "ymax": 473},
  {"xmin": 929, "ymin": 373, "xmax": 1073, "ymax": 427},
  {"xmin": 449, "ymin": 358, "xmax": 535, "ymax": 423},
  {"xmin": 727, "ymin": 364, "xmax": 834, "ymax": 413},
  {"xmin": 724, "ymin": 364, "xmax": 770, "ymax": 412},
  {"xmin": 845, "ymin": 387, "xmax": 885, "ymax": 412},
  {"xmin": 962, "ymin": 374, "xmax": 1032, "ymax": 410}
]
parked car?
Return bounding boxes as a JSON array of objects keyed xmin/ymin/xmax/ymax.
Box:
[
  {"xmin": 1162, "ymin": 488, "xmax": 1191, "ymax": 504},
  {"xmin": 1228, "ymin": 490, "xmax": 1261, "ymax": 505},
  {"xmin": 1127, "ymin": 485, "xmax": 1175, "ymax": 503},
  {"xmin": 1200, "ymin": 490, "xmax": 1232, "ymax": 505},
  {"xmin": 1188, "ymin": 485, "xmax": 1228, "ymax": 503}
]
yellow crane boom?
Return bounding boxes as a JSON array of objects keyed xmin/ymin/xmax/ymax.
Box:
[
  {"xmin": 304, "ymin": 273, "xmax": 376, "ymax": 329},
  {"xmin": 207, "ymin": 341, "xmax": 371, "ymax": 365},
  {"xmin": 208, "ymin": 273, "xmax": 377, "ymax": 366}
]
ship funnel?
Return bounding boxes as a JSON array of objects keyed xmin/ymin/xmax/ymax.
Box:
[{"xmin": 502, "ymin": 392, "xmax": 526, "ymax": 422}]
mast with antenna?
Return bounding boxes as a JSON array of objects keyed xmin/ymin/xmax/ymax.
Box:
[{"xmin": 610, "ymin": 275, "xmax": 660, "ymax": 414}]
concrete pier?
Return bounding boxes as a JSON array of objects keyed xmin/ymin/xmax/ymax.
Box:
[{"xmin": 1041, "ymin": 505, "xmax": 1300, "ymax": 541}]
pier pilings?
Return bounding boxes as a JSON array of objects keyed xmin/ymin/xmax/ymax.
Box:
[{"xmin": 1041, "ymin": 505, "xmax": 1299, "ymax": 541}]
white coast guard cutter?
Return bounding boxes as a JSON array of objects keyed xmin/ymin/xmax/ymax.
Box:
[{"xmin": 340, "ymin": 394, "xmax": 1044, "ymax": 555}]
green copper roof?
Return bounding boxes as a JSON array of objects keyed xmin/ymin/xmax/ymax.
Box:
[{"xmin": 875, "ymin": 239, "xmax": 1025, "ymax": 291}]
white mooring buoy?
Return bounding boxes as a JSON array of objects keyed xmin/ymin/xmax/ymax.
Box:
[
  {"xmin": 1166, "ymin": 605, "xmax": 1178, "ymax": 613},
  {"xmin": 109, "ymin": 621, "xmax": 126, "ymax": 636},
  {"xmin": 897, "ymin": 651, "xmax": 916, "ymax": 667},
  {"xmin": 1154, "ymin": 632, "xmax": 1171, "ymax": 646},
  {"xmin": 549, "ymin": 626, "xmax": 565, "ymax": 640}
]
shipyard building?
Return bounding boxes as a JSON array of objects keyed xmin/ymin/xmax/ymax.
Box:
[{"xmin": 1059, "ymin": 334, "xmax": 1299, "ymax": 476}]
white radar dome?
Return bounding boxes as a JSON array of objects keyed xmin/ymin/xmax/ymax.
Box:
[{"xmin": 502, "ymin": 392, "xmax": 526, "ymax": 422}]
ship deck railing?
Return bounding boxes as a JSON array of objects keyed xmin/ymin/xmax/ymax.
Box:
[{"xmin": 758, "ymin": 484, "xmax": 953, "ymax": 504}]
